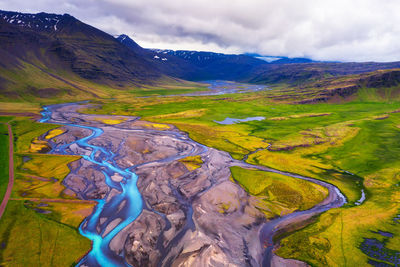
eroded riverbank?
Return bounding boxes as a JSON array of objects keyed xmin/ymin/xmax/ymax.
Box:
[{"xmin": 39, "ymin": 102, "xmax": 346, "ymax": 266}]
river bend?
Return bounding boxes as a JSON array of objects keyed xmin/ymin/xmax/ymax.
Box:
[{"xmin": 39, "ymin": 103, "xmax": 346, "ymax": 267}]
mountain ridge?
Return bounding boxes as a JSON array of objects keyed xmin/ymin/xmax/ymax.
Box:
[
  {"xmin": 0, "ymin": 10, "xmax": 176, "ymax": 100},
  {"xmin": 116, "ymin": 33, "xmax": 400, "ymax": 84}
]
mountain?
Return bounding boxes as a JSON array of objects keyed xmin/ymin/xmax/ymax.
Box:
[
  {"xmin": 153, "ymin": 49, "xmax": 268, "ymax": 80},
  {"xmin": 116, "ymin": 34, "xmax": 400, "ymax": 86},
  {"xmin": 0, "ymin": 10, "xmax": 167, "ymax": 100},
  {"xmin": 243, "ymin": 61, "xmax": 400, "ymax": 85},
  {"xmin": 264, "ymin": 68, "xmax": 400, "ymax": 103},
  {"xmin": 116, "ymin": 34, "xmax": 268, "ymax": 81},
  {"xmin": 116, "ymin": 34, "xmax": 145, "ymax": 54}
]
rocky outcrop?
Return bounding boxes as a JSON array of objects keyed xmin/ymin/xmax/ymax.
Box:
[{"xmin": 360, "ymin": 70, "xmax": 400, "ymax": 88}]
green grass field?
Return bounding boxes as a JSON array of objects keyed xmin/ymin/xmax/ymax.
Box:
[
  {"xmin": 0, "ymin": 117, "xmax": 12, "ymax": 204},
  {"xmin": 10, "ymin": 118, "xmax": 59, "ymax": 153},
  {"xmin": 230, "ymin": 166, "xmax": 328, "ymax": 218},
  {"xmin": 0, "ymin": 115, "xmax": 93, "ymax": 266},
  {"xmin": 0, "ymin": 200, "xmax": 90, "ymax": 267}
]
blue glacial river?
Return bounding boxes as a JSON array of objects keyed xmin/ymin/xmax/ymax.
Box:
[{"xmin": 40, "ymin": 104, "xmax": 142, "ymax": 267}]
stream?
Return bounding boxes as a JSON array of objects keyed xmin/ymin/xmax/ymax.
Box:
[
  {"xmin": 41, "ymin": 104, "xmax": 142, "ymax": 266},
  {"xmin": 39, "ymin": 102, "xmax": 347, "ymax": 267}
]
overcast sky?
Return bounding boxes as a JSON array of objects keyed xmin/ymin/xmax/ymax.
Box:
[{"xmin": 1, "ymin": 0, "xmax": 399, "ymax": 62}]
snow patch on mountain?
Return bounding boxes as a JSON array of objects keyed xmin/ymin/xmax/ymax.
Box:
[{"xmin": 0, "ymin": 10, "xmax": 63, "ymax": 31}]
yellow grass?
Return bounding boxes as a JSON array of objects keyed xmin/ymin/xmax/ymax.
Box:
[
  {"xmin": 0, "ymin": 102, "xmax": 41, "ymax": 113},
  {"xmin": 268, "ymin": 113, "xmax": 331, "ymax": 121},
  {"xmin": 171, "ymin": 122, "xmax": 268, "ymax": 159},
  {"xmin": 45, "ymin": 128, "xmax": 65, "ymax": 139},
  {"xmin": 373, "ymin": 114, "xmax": 389, "ymax": 120},
  {"xmin": 29, "ymin": 138, "xmax": 50, "ymax": 153},
  {"xmin": 268, "ymin": 122, "xmax": 359, "ymax": 151},
  {"xmin": 149, "ymin": 108, "xmax": 207, "ymax": 119},
  {"xmin": 14, "ymin": 154, "xmax": 81, "ymax": 199},
  {"xmin": 95, "ymin": 118, "xmax": 126, "ymax": 125},
  {"xmin": 179, "ymin": 155, "xmax": 203, "ymax": 171},
  {"xmin": 40, "ymin": 201, "xmax": 94, "ymax": 228},
  {"xmin": 144, "ymin": 122, "xmax": 171, "ymax": 130},
  {"xmin": 268, "ymin": 117, "xmax": 289, "ymax": 121},
  {"xmin": 289, "ymin": 113, "xmax": 331, "ymax": 118}
]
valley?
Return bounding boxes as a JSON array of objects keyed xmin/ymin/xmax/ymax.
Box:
[{"xmin": 0, "ymin": 8, "xmax": 399, "ymax": 267}]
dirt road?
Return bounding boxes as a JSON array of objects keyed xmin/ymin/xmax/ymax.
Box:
[{"xmin": 0, "ymin": 123, "xmax": 14, "ymax": 219}]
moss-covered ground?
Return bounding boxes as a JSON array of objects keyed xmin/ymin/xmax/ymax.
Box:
[{"xmin": 230, "ymin": 166, "xmax": 328, "ymax": 219}]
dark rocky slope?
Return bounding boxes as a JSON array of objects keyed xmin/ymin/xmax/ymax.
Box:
[{"xmin": 0, "ymin": 10, "xmax": 163, "ymax": 98}]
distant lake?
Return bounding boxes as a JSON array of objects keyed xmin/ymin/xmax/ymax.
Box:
[{"xmin": 214, "ymin": 116, "xmax": 265, "ymax": 125}]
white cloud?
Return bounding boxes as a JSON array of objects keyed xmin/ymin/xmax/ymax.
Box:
[{"xmin": 1, "ymin": 0, "xmax": 400, "ymax": 61}]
